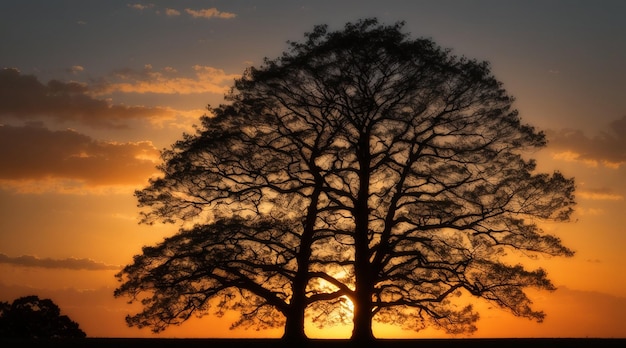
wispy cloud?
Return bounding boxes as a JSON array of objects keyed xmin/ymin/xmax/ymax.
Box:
[
  {"xmin": 94, "ymin": 64, "xmax": 239, "ymax": 95},
  {"xmin": 185, "ymin": 8, "xmax": 236, "ymax": 19},
  {"xmin": 0, "ymin": 68, "xmax": 174, "ymax": 129},
  {"xmin": 577, "ymin": 188, "xmax": 624, "ymax": 201},
  {"xmin": 0, "ymin": 253, "xmax": 120, "ymax": 271},
  {"xmin": 164, "ymin": 8, "xmax": 181, "ymax": 16},
  {"xmin": 65, "ymin": 65, "xmax": 85, "ymax": 74},
  {"xmin": 0, "ymin": 124, "xmax": 159, "ymax": 188},
  {"xmin": 127, "ymin": 4, "xmax": 235, "ymax": 19},
  {"xmin": 127, "ymin": 3, "xmax": 154, "ymax": 11},
  {"xmin": 575, "ymin": 207, "xmax": 606, "ymax": 216},
  {"xmin": 547, "ymin": 116, "xmax": 626, "ymax": 168}
]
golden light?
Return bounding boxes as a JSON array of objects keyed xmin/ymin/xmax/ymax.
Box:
[{"xmin": 341, "ymin": 295, "xmax": 355, "ymax": 313}]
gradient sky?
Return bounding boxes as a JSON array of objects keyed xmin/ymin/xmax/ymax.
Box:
[{"xmin": 1, "ymin": 0, "xmax": 625, "ymax": 339}]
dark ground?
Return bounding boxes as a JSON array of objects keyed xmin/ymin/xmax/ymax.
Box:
[{"xmin": 1, "ymin": 338, "xmax": 625, "ymax": 348}]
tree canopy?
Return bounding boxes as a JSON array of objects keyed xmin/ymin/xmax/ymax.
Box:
[
  {"xmin": 0, "ymin": 295, "xmax": 86, "ymax": 339},
  {"xmin": 115, "ymin": 18, "xmax": 575, "ymax": 342}
]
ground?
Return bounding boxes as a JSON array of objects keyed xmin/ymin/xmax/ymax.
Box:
[{"xmin": 0, "ymin": 338, "xmax": 625, "ymax": 348}]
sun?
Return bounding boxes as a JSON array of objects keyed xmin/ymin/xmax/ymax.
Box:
[{"xmin": 340, "ymin": 295, "xmax": 354, "ymax": 313}]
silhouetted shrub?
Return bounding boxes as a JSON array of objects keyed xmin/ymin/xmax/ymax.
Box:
[{"xmin": 0, "ymin": 295, "xmax": 86, "ymax": 338}]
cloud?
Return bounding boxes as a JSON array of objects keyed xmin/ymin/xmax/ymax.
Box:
[
  {"xmin": 185, "ymin": 8, "xmax": 237, "ymax": 19},
  {"xmin": 547, "ymin": 116, "xmax": 626, "ymax": 168},
  {"xmin": 577, "ymin": 188, "xmax": 624, "ymax": 201},
  {"xmin": 575, "ymin": 207, "xmax": 606, "ymax": 216},
  {"xmin": 0, "ymin": 124, "xmax": 159, "ymax": 188},
  {"xmin": 127, "ymin": 4, "xmax": 235, "ymax": 19},
  {"xmin": 127, "ymin": 3, "xmax": 154, "ymax": 11},
  {"xmin": 0, "ymin": 253, "xmax": 120, "ymax": 271},
  {"xmin": 65, "ymin": 65, "xmax": 85, "ymax": 74},
  {"xmin": 0, "ymin": 68, "xmax": 174, "ymax": 128},
  {"xmin": 164, "ymin": 8, "xmax": 181, "ymax": 16},
  {"xmin": 94, "ymin": 64, "xmax": 239, "ymax": 95}
]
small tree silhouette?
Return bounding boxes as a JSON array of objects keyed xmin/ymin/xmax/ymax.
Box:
[{"xmin": 0, "ymin": 295, "xmax": 86, "ymax": 338}]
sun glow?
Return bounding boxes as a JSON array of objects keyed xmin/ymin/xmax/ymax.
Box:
[{"xmin": 341, "ymin": 295, "xmax": 355, "ymax": 313}]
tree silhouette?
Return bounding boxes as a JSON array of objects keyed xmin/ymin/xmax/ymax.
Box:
[
  {"xmin": 116, "ymin": 19, "xmax": 575, "ymax": 342},
  {"xmin": 116, "ymin": 65, "xmax": 350, "ymax": 341},
  {"xmin": 0, "ymin": 295, "xmax": 86, "ymax": 338}
]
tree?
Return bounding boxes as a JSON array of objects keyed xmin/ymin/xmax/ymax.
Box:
[
  {"xmin": 0, "ymin": 295, "xmax": 86, "ymax": 338},
  {"xmin": 261, "ymin": 19, "xmax": 575, "ymax": 341},
  {"xmin": 116, "ymin": 18, "xmax": 575, "ymax": 342},
  {"xmin": 116, "ymin": 63, "xmax": 350, "ymax": 341}
]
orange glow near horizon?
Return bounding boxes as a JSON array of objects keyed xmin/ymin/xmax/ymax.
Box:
[
  {"xmin": 2, "ymin": 176, "xmax": 624, "ymax": 338},
  {"xmin": 4, "ymin": 257, "xmax": 623, "ymax": 339}
]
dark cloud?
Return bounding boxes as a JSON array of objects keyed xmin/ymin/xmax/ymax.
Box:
[
  {"xmin": 0, "ymin": 68, "xmax": 173, "ymax": 128},
  {"xmin": 0, "ymin": 124, "xmax": 159, "ymax": 186},
  {"xmin": 546, "ymin": 116, "xmax": 626, "ymax": 168},
  {"xmin": 0, "ymin": 253, "xmax": 119, "ymax": 271}
]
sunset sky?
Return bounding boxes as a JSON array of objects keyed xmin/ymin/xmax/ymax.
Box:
[{"xmin": 1, "ymin": 0, "xmax": 625, "ymax": 339}]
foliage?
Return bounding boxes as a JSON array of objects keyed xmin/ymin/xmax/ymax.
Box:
[
  {"xmin": 0, "ymin": 295, "xmax": 86, "ymax": 339},
  {"xmin": 116, "ymin": 18, "xmax": 575, "ymax": 341},
  {"xmin": 116, "ymin": 217, "xmax": 298, "ymax": 331}
]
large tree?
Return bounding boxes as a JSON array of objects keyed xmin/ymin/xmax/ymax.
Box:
[{"xmin": 116, "ymin": 19, "xmax": 575, "ymax": 342}]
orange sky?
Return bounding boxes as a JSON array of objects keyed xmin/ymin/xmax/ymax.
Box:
[{"xmin": 1, "ymin": 0, "xmax": 625, "ymax": 339}]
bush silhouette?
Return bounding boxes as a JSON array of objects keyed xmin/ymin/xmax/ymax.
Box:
[{"xmin": 0, "ymin": 295, "xmax": 86, "ymax": 338}]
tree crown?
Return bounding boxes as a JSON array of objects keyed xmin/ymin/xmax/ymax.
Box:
[{"xmin": 117, "ymin": 18, "xmax": 575, "ymax": 339}]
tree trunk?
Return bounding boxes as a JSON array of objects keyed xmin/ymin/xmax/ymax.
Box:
[
  {"xmin": 351, "ymin": 228, "xmax": 375, "ymax": 342},
  {"xmin": 351, "ymin": 131, "xmax": 375, "ymax": 342},
  {"xmin": 282, "ymin": 183, "xmax": 322, "ymax": 343},
  {"xmin": 351, "ymin": 282, "xmax": 375, "ymax": 342},
  {"xmin": 282, "ymin": 306, "xmax": 307, "ymax": 342},
  {"xmin": 283, "ymin": 243, "xmax": 310, "ymax": 343}
]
